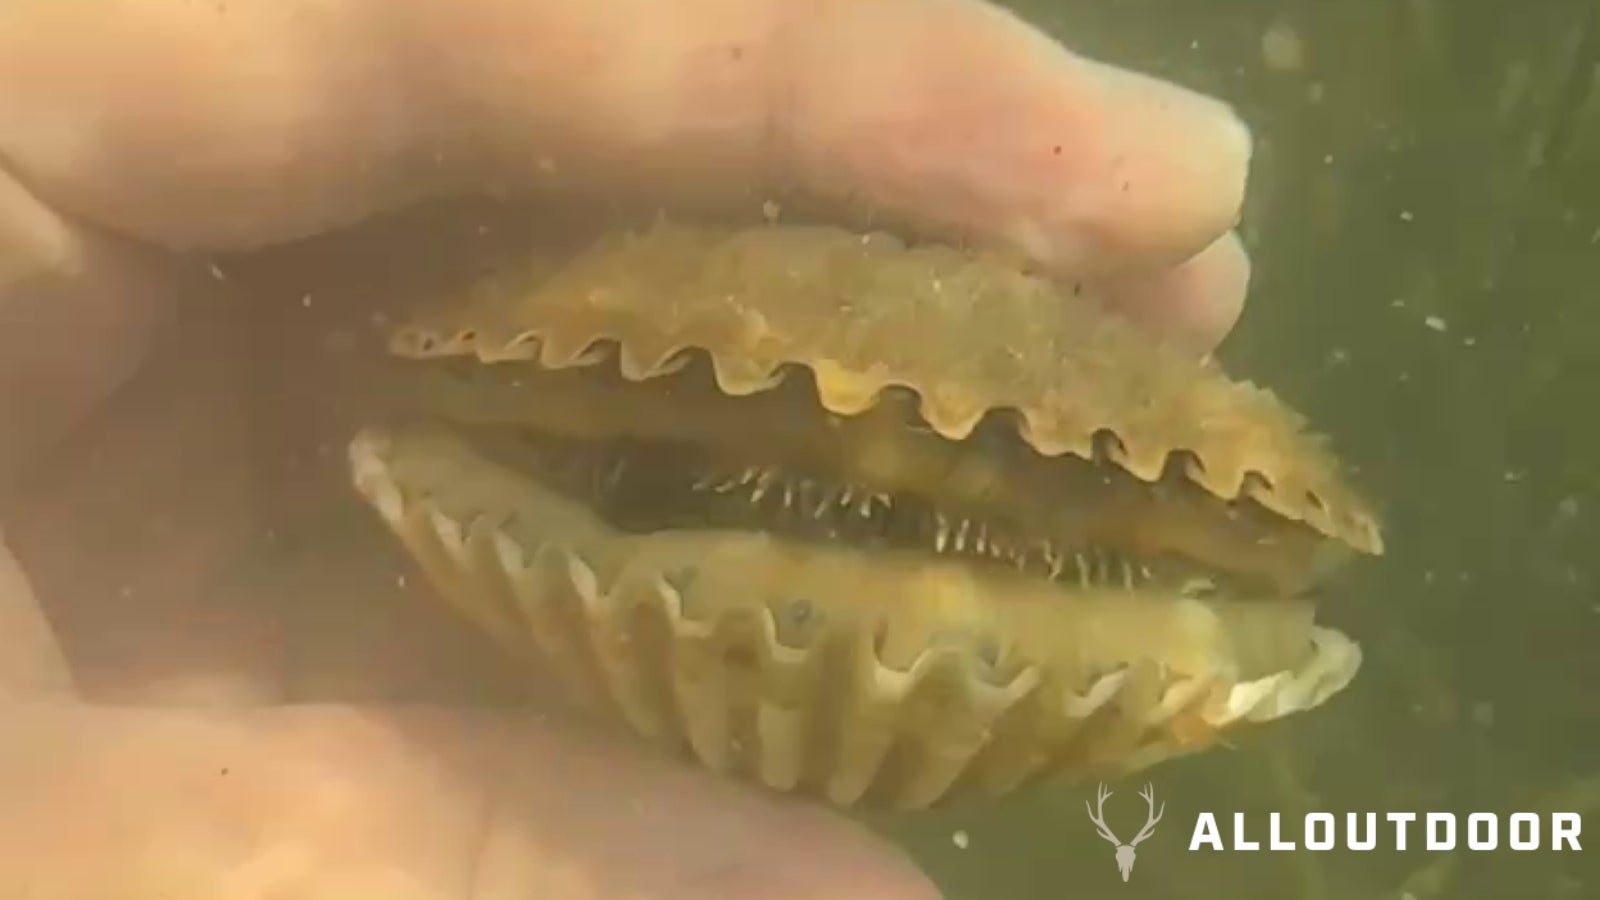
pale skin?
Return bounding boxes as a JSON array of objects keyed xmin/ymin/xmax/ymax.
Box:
[{"xmin": 0, "ymin": 1, "xmax": 1255, "ymax": 897}]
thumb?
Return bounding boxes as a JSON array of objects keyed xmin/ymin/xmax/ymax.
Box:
[
  {"xmin": 0, "ymin": 703, "xmax": 941, "ymax": 900},
  {"xmin": 0, "ymin": 170, "xmax": 195, "ymax": 493}
]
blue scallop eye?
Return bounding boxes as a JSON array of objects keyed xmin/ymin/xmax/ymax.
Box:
[
  {"xmin": 772, "ymin": 597, "xmax": 824, "ymax": 650},
  {"xmin": 782, "ymin": 597, "xmax": 815, "ymax": 629}
]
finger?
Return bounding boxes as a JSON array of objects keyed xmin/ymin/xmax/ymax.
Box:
[
  {"xmin": 1, "ymin": 703, "xmax": 940, "ymax": 900},
  {"xmin": 777, "ymin": 0, "xmax": 1250, "ymax": 273},
  {"xmin": 0, "ymin": 534, "xmax": 73, "ymax": 698},
  {"xmin": 1, "ymin": 288, "xmax": 278, "ymax": 707},
  {"xmin": 1093, "ymin": 230, "xmax": 1251, "ymax": 354},
  {"xmin": 3, "ymin": 202, "xmax": 617, "ymax": 709},
  {"xmin": 0, "ymin": 0, "xmax": 1247, "ymax": 276},
  {"xmin": 0, "ymin": 168, "xmax": 189, "ymax": 493}
]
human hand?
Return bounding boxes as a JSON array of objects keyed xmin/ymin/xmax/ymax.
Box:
[{"xmin": 0, "ymin": 1, "xmax": 1253, "ymax": 897}]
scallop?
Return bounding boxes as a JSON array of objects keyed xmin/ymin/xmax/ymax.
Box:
[{"xmin": 348, "ymin": 222, "xmax": 1382, "ymax": 810}]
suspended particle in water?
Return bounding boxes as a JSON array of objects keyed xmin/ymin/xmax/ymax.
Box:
[
  {"xmin": 1261, "ymin": 22, "xmax": 1305, "ymax": 72},
  {"xmin": 1556, "ymin": 496, "xmax": 1580, "ymax": 521}
]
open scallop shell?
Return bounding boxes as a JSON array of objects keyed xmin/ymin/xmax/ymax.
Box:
[{"xmin": 351, "ymin": 223, "xmax": 1381, "ymax": 809}]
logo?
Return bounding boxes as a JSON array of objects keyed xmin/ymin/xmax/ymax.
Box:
[
  {"xmin": 1188, "ymin": 811, "xmax": 1584, "ymax": 852},
  {"xmin": 1086, "ymin": 782, "xmax": 1165, "ymax": 882}
]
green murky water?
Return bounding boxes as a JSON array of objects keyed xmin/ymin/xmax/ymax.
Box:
[{"xmin": 880, "ymin": 2, "xmax": 1599, "ymax": 898}]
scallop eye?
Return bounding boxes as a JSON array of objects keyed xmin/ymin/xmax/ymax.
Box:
[
  {"xmin": 770, "ymin": 596, "xmax": 823, "ymax": 649},
  {"xmin": 781, "ymin": 596, "xmax": 815, "ymax": 628}
]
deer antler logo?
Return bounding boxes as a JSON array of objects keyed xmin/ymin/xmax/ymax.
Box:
[{"xmin": 1085, "ymin": 783, "xmax": 1165, "ymax": 882}]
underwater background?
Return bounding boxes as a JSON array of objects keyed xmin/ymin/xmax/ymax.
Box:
[{"xmin": 879, "ymin": 1, "xmax": 1599, "ymax": 898}]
